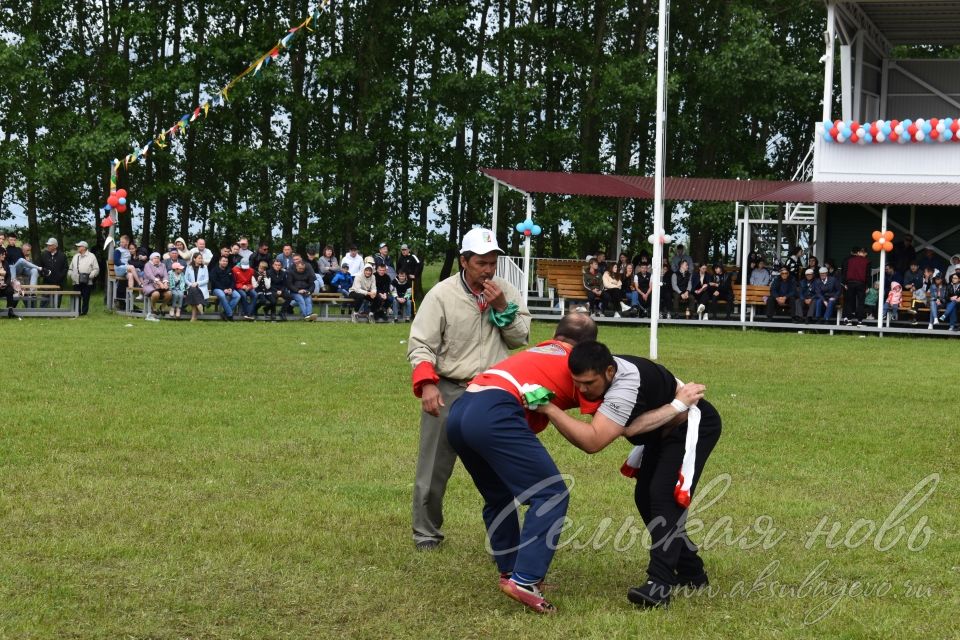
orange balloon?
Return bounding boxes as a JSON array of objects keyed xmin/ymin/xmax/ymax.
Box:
[
  {"xmin": 884, "ymin": 230, "xmax": 894, "ymax": 242},
  {"xmin": 872, "ymin": 241, "xmax": 883, "ymax": 252},
  {"xmin": 883, "ymin": 241, "xmax": 893, "ymax": 252},
  {"xmin": 872, "ymin": 230, "xmax": 882, "ymax": 241}
]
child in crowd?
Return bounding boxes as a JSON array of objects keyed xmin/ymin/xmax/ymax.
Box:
[
  {"xmin": 883, "ymin": 281, "xmax": 902, "ymax": 323},
  {"xmin": 332, "ymin": 263, "xmax": 353, "ymax": 296},
  {"xmin": 169, "ymin": 262, "xmax": 187, "ymax": 320},
  {"xmin": 391, "ymin": 270, "xmax": 412, "ymax": 322},
  {"xmin": 864, "ymin": 280, "xmax": 879, "ymax": 319}
]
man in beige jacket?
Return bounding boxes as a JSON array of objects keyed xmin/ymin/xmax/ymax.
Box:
[
  {"xmin": 407, "ymin": 228, "xmax": 531, "ymax": 550},
  {"xmin": 70, "ymin": 241, "xmax": 100, "ymax": 316}
]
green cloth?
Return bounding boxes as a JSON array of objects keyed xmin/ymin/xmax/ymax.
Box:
[
  {"xmin": 489, "ymin": 301, "xmax": 519, "ymax": 327},
  {"xmin": 522, "ymin": 386, "xmax": 555, "ymax": 408}
]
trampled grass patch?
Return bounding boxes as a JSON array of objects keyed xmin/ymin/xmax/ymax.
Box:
[{"xmin": 1, "ymin": 308, "xmax": 957, "ymax": 639}]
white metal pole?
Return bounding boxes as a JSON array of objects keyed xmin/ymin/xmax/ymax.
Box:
[
  {"xmin": 740, "ymin": 218, "xmax": 750, "ymax": 326},
  {"xmin": 822, "ymin": 1, "xmax": 836, "ymax": 122},
  {"xmin": 877, "ymin": 206, "xmax": 887, "ymax": 330},
  {"xmin": 522, "ymin": 194, "xmax": 532, "ymax": 308},
  {"xmin": 649, "ymin": 0, "xmax": 671, "ymax": 361},
  {"xmin": 491, "ymin": 179, "xmax": 499, "ymax": 239}
]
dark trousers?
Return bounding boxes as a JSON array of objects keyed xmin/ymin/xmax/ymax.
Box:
[
  {"xmin": 0, "ymin": 285, "xmax": 14, "ymax": 310},
  {"xmin": 586, "ymin": 290, "xmax": 601, "ymax": 313},
  {"xmin": 712, "ymin": 291, "xmax": 733, "ymax": 317},
  {"xmin": 255, "ymin": 292, "xmax": 276, "ymax": 316},
  {"xmin": 447, "ymin": 390, "xmax": 569, "ymax": 583},
  {"xmin": 673, "ymin": 292, "xmax": 694, "ymax": 315},
  {"xmin": 632, "ymin": 400, "xmax": 722, "ymax": 586},
  {"xmin": 844, "ymin": 281, "xmax": 866, "ymax": 320},
  {"xmin": 765, "ymin": 295, "xmax": 800, "ymax": 319},
  {"xmin": 349, "ymin": 291, "xmax": 372, "ymax": 313},
  {"xmin": 602, "ymin": 287, "xmax": 623, "ymax": 311},
  {"xmin": 74, "ymin": 283, "xmax": 93, "ymax": 315}
]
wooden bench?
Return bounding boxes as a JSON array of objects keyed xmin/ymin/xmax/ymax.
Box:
[{"xmin": 6, "ymin": 287, "xmax": 80, "ymax": 318}]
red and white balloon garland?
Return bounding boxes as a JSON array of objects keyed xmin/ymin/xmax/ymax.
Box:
[{"xmin": 820, "ymin": 118, "xmax": 959, "ymax": 144}]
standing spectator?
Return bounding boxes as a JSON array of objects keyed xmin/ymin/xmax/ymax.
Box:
[
  {"xmin": 406, "ymin": 227, "xmax": 531, "ymax": 551},
  {"xmin": 40, "ymin": 238, "xmax": 68, "ymax": 308},
  {"xmin": 397, "ymin": 244, "xmax": 422, "ymax": 301},
  {"xmin": 288, "ymin": 257, "xmax": 318, "ymax": 321},
  {"xmin": 69, "ymin": 241, "xmax": 99, "ymax": 317},
  {"xmin": 892, "ymin": 234, "xmax": 917, "ymax": 275},
  {"xmin": 669, "ymin": 244, "xmax": 693, "ymax": 273},
  {"xmin": 232, "ymin": 257, "xmax": 257, "ymax": 320},
  {"xmin": 659, "ymin": 262, "xmax": 673, "ymax": 318},
  {"xmin": 392, "ymin": 270, "xmax": 413, "ymax": 322},
  {"xmin": 813, "ymin": 266, "xmax": 842, "ymax": 323},
  {"xmin": 766, "ymin": 266, "xmax": 800, "ymax": 321},
  {"xmin": 374, "ymin": 242, "xmax": 396, "ymax": 279},
  {"xmin": 184, "ymin": 251, "xmax": 209, "ymax": 322},
  {"xmin": 617, "ymin": 252, "xmax": 630, "ymax": 273},
  {"xmin": 5, "ymin": 233, "xmax": 40, "ymax": 287},
  {"xmin": 252, "ymin": 259, "xmax": 277, "ymax": 321},
  {"xmin": 237, "ymin": 237, "xmax": 253, "ymax": 261},
  {"xmin": 0, "ymin": 247, "xmax": 17, "ymax": 316},
  {"xmin": 227, "ymin": 243, "xmax": 241, "ymax": 267},
  {"xmin": 247, "ymin": 242, "xmax": 270, "ymax": 271},
  {"xmin": 305, "ymin": 246, "xmax": 322, "ymax": 292},
  {"xmin": 749, "ymin": 258, "xmax": 772, "ymax": 286},
  {"xmin": 841, "ymin": 247, "xmax": 870, "ymax": 325},
  {"xmin": 317, "ymin": 245, "xmax": 340, "ymax": 290},
  {"xmin": 711, "ymin": 264, "xmax": 734, "ymax": 319},
  {"xmin": 798, "ymin": 268, "xmax": 817, "ymax": 320},
  {"xmin": 671, "ymin": 259, "xmax": 693, "ymax": 319},
  {"xmin": 917, "ymin": 247, "xmax": 948, "ymax": 274},
  {"xmin": 163, "ymin": 246, "xmax": 186, "ymax": 270},
  {"xmin": 784, "ymin": 246, "xmax": 804, "ymax": 280},
  {"xmin": 168, "ymin": 262, "xmax": 187, "ymax": 320},
  {"xmin": 582, "ymin": 258, "xmax": 604, "ymax": 316},
  {"xmin": 691, "ymin": 263, "xmax": 714, "ymax": 320},
  {"xmin": 172, "ymin": 237, "xmax": 189, "ymax": 259},
  {"xmin": 595, "ymin": 251, "xmax": 608, "ymax": 273},
  {"xmin": 864, "ymin": 281, "xmax": 880, "ymax": 319},
  {"xmin": 141, "ymin": 252, "xmax": 170, "ymax": 321},
  {"xmin": 635, "ymin": 263, "xmax": 652, "ymax": 317},
  {"xmin": 349, "ymin": 263, "xmax": 377, "ymax": 320},
  {"xmin": 186, "ymin": 238, "xmax": 213, "ymax": 266},
  {"xmin": 938, "ymin": 272, "xmax": 960, "ymax": 331},
  {"xmin": 275, "ymin": 244, "xmax": 295, "ymax": 271},
  {"xmin": 341, "ymin": 244, "xmax": 364, "ymax": 277},
  {"xmin": 332, "ymin": 263, "xmax": 353, "ymax": 296},
  {"xmin": 209, "ymin": 255, "xmax": 240, "ymax": 321},
  {"xmin": 371, "ymin": 263, "xmax": 393, "ymax": 322},
  {"xmin": 601, "ymin": 262, "xmax": 623, "ymax": 316}
]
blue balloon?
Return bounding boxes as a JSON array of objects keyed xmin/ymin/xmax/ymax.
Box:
[
  {"xmin": 823, "ymin": 131, "xmax": 834, "ymax": 142},
  {"xmin": 103, "ymin": 204, "xmax": 111, "ymax": 211},
  {"xmin": 882, "ymin": 124, "xmax": 891, "ymax": 136},
  {"xmin": 842, "ymin": 126, "xmax": 852, "ymax": 138},
  {"xmin": 863, "ymin": 132, "xmax": 873, "ymax": 143},
  {"xmin": 118, "ymin": 197, "xmax": 127, "ymax": 205},
  {"xmin": 922, "ymin": 122, "xmax": 932, "ymax": 134},
  {"xmin": 532, "ymin": 225, "xmax": 542, "ymax": 236},
  {"xmin": 515, "ymin": 222, "xmax": 525, "ymax": 233},
  {"xmin": 944, "ymin": 130, "xmax": 954, "ymax": 142},
  {"xmin": 902, "ymin": 119, "xmax": 912, "ymax": 128}
]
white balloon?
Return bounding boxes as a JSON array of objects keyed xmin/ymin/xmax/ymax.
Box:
[
  {"xmin": 937, "ymin": 122, "xmax": 946, "ymax": 133},
  {"xmin": 895, "ymin": 124, "xmax": 904, "ymax": 135},
  {"xmin": 647, "ymin": 233, "xmax": 657, "ymax": 244},
  {"xmin": 663, "ymin": 234, "xmax": 673, "ymax": 244},
  {"xmin": 876, "ymin": 132, "xmax": 886, "ymax": 143},
  {"xmin": 916, "ymin": 130, "xmax": 926, "ymax": 141},
  {"xmin": 837, "ymin": 134, "xmax": 846, "ymax": 143}
]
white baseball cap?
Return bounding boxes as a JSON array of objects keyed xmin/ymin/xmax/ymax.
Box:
[{"xmin": 460, "ymin": 228, "xmax": 502, "ymax": 255}]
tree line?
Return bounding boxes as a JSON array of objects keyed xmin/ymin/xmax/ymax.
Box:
[{"xmin": 0, "ymin": 0, "xmax": 825, "ymax": 276}]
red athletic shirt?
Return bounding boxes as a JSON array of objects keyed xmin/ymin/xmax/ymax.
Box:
[
  {"xmin": 232, "ymin": 266, "xmax": 254, "ymax": 289},
  {"xmin": 470, "ymin": 340, "xmax": 600, "ymax": 434}
]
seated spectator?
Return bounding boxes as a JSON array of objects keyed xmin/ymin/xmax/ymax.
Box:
[
  {"xmin": 331, "ymin": 263, "xmax": 353, "ymax": 296},
  {"xmin": 163, "ymin": 245, "xmax": 187, "ymax": 271},
  {"xmin": 342, "ymin": 244, "xmax": 364, "ymax": 277},
  {"xmin": 40, "ymin": 237, "xmax": 68, "ymax": 308},
  {"xmin": 130, "ymin": 244, "xmax": 148, "ymax": 301},
  {"xmin": 184, "ymin": 251, "xmax": 209, "ymax": 321},
  {"xmin": 807, "ymin": 256, "xmax": 820, "ymax": 275},
  {"xmin": 938, "ymin": 273, "xmax": 960, "ymax": 331},
  {"xmin": 601, "ymin": 263, "xmax": 623, "ymax": 316},
  {"xmin": 582, "ymin": 259, "xmax": 604, "ymax": 316},
  {"xmin": 229, "ymin": 243, "xmax": 242, "ymax": 268},
  {"xmin": 209, "ymin": 255, "xmax": 240, "ymax": 321},
  {"xmin": 349, "ymin": 263, "xmax": 377, "ymax": 320},
  {"xmin": 798, "ymin": 268, "xmax": 817, "ymax": 320},
  {"xmin": 749, "ymin": 259, "xmax": 772, "ymax": 286},
  {"xmin": 883, "ymin": 281, "xmax": 902, "ymax": 323},
  {"xmin": 237, "ymin": 237, "xmax": 253, "ymax": 261},
  {"xmin": 4, "ymin": 233, "xmax": 40, "ymax": 287},
  {"xmin": 824, "ymin": 258, "xmax": 839, "ymax": 281},
  {"xmin": 168, "ymin": 262, "xmax": 187, "ymax": 320},
  {"xmin": 671, "ymin": 259, "xmax": 693, "ymax": 319},
  {"xmin": 288, "ymin": 256, "xmax": 318, "ymax": 321},
  {"xmin": 595, "ymin": 251, "xmax": 608, "ymax": 273},
  {"xmin": 634, "ymin": 263, "xmax": 652, "ymax": 317},
  {"xmin": 318, "ymin": 245, "xmax": 340, "ymax": 291},
  {"xmin": 690, "ymin": 263, "xmax": 715, "ymax": 320},
  {"xmin": 0, "ymin": 248, "xmax": 16, "ymax": 316},
  {"xmin": 267, "ymin": 258, "xmax": 292, "ymax": 321},
  {"xmin": 927, "ymin": 274, "xmax": 945, "ymax": 329},
  {"xmin": 659, "ymin": 263, "xmax": 673, "ymax": 318},
  {"xmin": 142, "ymin": 252, "xmax": 171, "ymax": 321},
  {"xmin": 372, "ymin": 263, "xmax": 393, "ymax": 322},
  {"xmin": 305, "ymin": 245, "xmax": 322, "ymax": 290},
  {"xmin": 881, "ymin": 263, "xmax": 902, "ymax": 300},
  {"xmin": 252, "ymin": 259, "xmax": 277, "ymax": 321},
  {"xmin": 813, "ymin": 266, "xmax": 842, "ymax": 323},
  {"xmin": 249, "ymin": 242, "xmax": 271, "ymax": 270},
  {"xmin": 186, "ymin": 238, "xmax": 213, "ymax": 266},
  {"xmin": 232, "ymin": 257, "xmax": 257, "ymax": 320},
  {"xmin": 172, "ymin": 237, "xmax": 189, "ymax": 259},
  {"xmin": 711, "ymin": 264, "xmax": 734, "ymax": 319},
  {"xmin": 112, "ymin": 235, "xmax": 141, "ymax": 306},
  {"xmin": 901, "ymin": 261, "xmax": 923, "ymax": 292},
  {"xmin": 766, "ymin": 266, "xmax": 800, "ymax": 321},
  {"xmin": 276, "ymin": 244, "xmax": 295, "ymax": 271},
  {"xmin": 622, "ymin": 263, "xmax": 639, "ymax": 309},
  {"xmin": 392, "ymin": 270, "xmax": 412, "ymax": 322},
  {"xmin": 946, "ymin": 254, "xmax": 960, "ymax": 281}
]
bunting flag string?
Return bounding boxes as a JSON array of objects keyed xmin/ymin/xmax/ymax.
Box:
[{"xmin": 108, "ymin": 0, "xmax": 331, "ymax": 186}]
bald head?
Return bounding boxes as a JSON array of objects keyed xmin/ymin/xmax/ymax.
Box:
[{"xmin": 554, "ymin": 312, "xmax": 598, "ymax": 346}]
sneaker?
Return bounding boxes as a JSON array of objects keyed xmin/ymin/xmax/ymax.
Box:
[
  {"xmin": 613, "ymin": 312, "xmax": 621, "ymax": 318},
  {"xmin": 938, "ymin": 315, "xmax": 947, "ymax": 323},
  {"xmin": 927, "ymin": 323, "xmax": 933, "ymax": 330},
  {"xmin": 627, "ymin": 580, "xmax": 671, "ymax": 608},
  {"xmin": 415, "ymin": 540, "xmax": 440, "ymax": 551},
  {"xmin": 308, "ymin": 313, "xmax": 318, "ymax": 321},
  {"xmin": 499, "ymin": 579, "xmax": 556, "ymax": 614},
  {"xmin": 950, "ymin": 326, "xmax": 959, "ymax": 332},
  {"xmin": 135, "ymin": 294, "xmax": 143, "ymax": 301},
  {"xmin": 351, "ymin": 312, "xmax": 359, "ymax": 323},
  {"xmin": 144, "ymin": 314, "xmax": 159, "ymax": 322},
  {"xmin": 703, "ymin": 313, "xmax": 709, "ymax": 320},
  {"xmin": 933, "ymin": 316, "xmax": 940, "ymax": 325},
  {"xmin": 697, "ymin": 303, "xmax": 705, "ymax": 316}
]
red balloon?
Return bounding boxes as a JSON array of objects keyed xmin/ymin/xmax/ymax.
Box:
[
  {"xmin": 870, "ymin": 124, "xmax": 879, "ymax": 137},
  {"xmin": 851, "ymin": 121, "xmax": 861, "ymax": 132},
  {"xmin": 908, "ymin": 124, "xmax": 918, "ymax": 137},
  {"xmin": 930, "ymin": 118, "xmax": 939, "ymax": 129},
  {"xmin": 830, "ymin": 127, "xmax": 839, "ymax": 140},
  {"xmin": 523, "ymin": 229, "xmax": 531, "ymax": 236},
  {"xmin": 891, "ymin": 119, "xmax": 900, "ymax": 129},
  {"xmin": 116, "ymin": 189, "xmax": 127, "ymax": 199},
  {"xmin": 890, "ymin": 132, "xmax": 899, "ymax": 143},
  {"xmin": 849, "ymin": 133, "xmax": 859, "ymax": 144},
  {"xmin": 100, "ymin": 216, "xmax": 115, "ymax": 228},
  {"xmin": 116, "ymin": 204, "xmax": 127, "ymax": 214},
  {"xmin": 931, "ymin": 129, "xmax": 940, "ymax": 140},
  {"xmin": 107, "ymin": 196, "xmax": 119, "ymax": 208},
  {"xmin": 951, "ymin": 121, "xmax": 960, "ymax": 133}
]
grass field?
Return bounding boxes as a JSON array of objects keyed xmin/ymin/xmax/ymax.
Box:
[{"xmin": 1, "ymin": 302, "xmax": 958, "ymax": 639}]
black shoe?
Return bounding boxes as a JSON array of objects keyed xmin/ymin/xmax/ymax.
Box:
[
  {"xmin": 415, "ymin": 540, "xmax": 440, "ymax": 552},
  {"xmin": 227, "ymin": 314, "xmax": 234, "ymax": 322},
  {"xmin": 675, "ymin": 573, "xmax": 709, "ymax": 589},
  {"xmin": 220, "ymin": 311, "xmax": 227, "ymax": 321},
  {"xmin": 6, "ymin": 308, "xmax": 13, "ymax": 318},
  {"xmin": 279, "ymin": 313, "xmax": 288, "ymax": 322},
  {"xmin": 627, "ymin": 580, "xmax": 671, "ymax": 608}
]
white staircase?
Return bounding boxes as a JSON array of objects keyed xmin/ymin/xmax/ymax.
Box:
[{"xmin": 785, "ymin": 202, "xmax": 817, "ymax": 223}]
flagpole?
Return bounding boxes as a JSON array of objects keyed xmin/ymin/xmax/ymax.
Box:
[{"xmin": 649, "ymin": 0, "xmax": 671, "ymax": 361}]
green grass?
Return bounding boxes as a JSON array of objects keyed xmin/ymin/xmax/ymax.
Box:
[{"xmin": 0, "ymin": 306, "xmax": 958, "ymax": 639}]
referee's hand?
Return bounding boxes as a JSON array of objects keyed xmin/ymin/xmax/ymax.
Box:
[{"xmin": 421, "ymin": 384, "xmax": 444, "ymax": 417}]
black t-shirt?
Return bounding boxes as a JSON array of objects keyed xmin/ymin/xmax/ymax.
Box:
[{"xmin": 616, "ymin": 354, "xmax": 678, "ymax": 446}]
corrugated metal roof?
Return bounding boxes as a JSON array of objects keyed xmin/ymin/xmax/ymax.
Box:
[
  {"xmin": 480, "ymin": 169, "xmax": 651, "ymax": 199},
  {"xmin": 481, "ymin": 168, "xmax": 960, "ymax": 206},
  {"xmin": 846, "ymin": 1, "xmax": 960, "ymax": 46}
]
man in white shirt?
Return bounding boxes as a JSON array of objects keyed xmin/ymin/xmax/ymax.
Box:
[
  {"xmin": 341, "ymin": 244, "xmax": 365, "ymax": 277},
  {"xmin": 186, "ymin": 238, "xmax": 214, "ymax": 265}
]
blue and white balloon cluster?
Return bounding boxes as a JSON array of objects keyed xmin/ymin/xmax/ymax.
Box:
[
  {"xmin": 820, "ymin": 117, "xmax": 959, "ymax": 144},
  {"xmin": 515, "ymin": 218, "xmax": 542, "ymax": 237}
]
